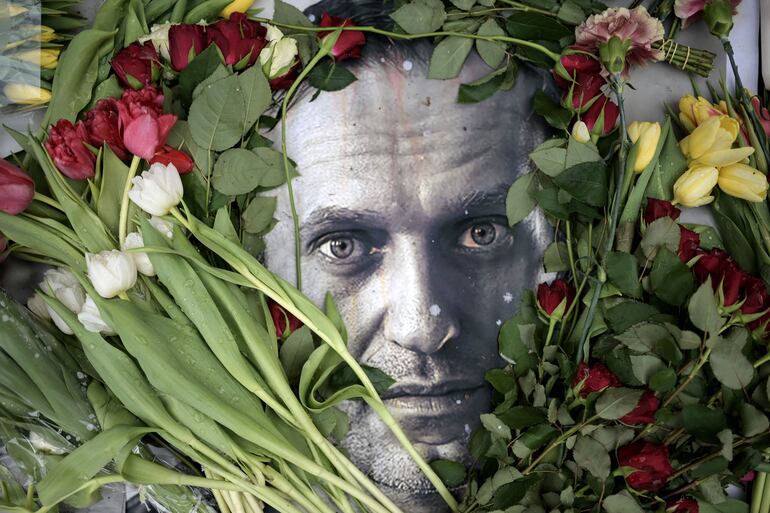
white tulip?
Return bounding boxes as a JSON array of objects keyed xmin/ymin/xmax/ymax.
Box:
[
  {"xmin": 149, "ymin": 215, "xmax": 174, "ymax": 239},
  {"xmin": 77, "ymin": 295, "xmax": 115, "ymax": 335},
  {"xmin": 40, "ymin": 268, "xmax": 86, "ymax": 335},
  {"xmin": 122, "ymin": 232, "xmax": 155, "ymax": 277},
  {"xmin": 27, "ymin": 292, "xmax": 50, "ymax": 320},
  {"xmin": 138, "ymin": 23, "xmax": 172, "ymax": 61},
  {"xmin": 86, "ymin": 250, "xmax": 137, "ymax": 299},
  {"xmin": 128, "ymin": 163, "xmax": 183, "ymax": 216}
]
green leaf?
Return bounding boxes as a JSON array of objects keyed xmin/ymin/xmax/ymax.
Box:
[
  {"xmin": 557, "ymin": 1, "xmax": 585, "ymax": 24},
  {"xmin": 689, "ymin": 281, "xmax": 724, "ymax": 335},
  {"xmin": 574, "ymin": 435, "xmax": 611, "ymax": 479},
  {"xmin": 497, "ymin": 406, "xmax": 547, "ymax": 429},
  {"xmin": 327, "ymin": 364, "xmax": 395, "ymax": 396},
  {"xmin": 480, "ymin": 413, "xmax": 511, "ymax": 440},
  {"xmin": 241, "ymin": 196, "xmax": 277, "ymax": 234},
  {"xmin": 595, "ymin": 388, "xmax": 643, "ymax": 420},
  {"xmin": 533, "ymin": 90, "xmax": 572, "ymax": 130},
  {"xmin": 650, "ymin": 247, "xmax": 695, "ymax": 306},
  {"xmin": 543, "ymin": 241, "xmax": 569, "ymax": 273},
  {"xmin": 553, "ymin": 161, "xmax": 608, "ymax": 207},
  {"xmin": 505, "ymin": 12, "xmax": 570, "ymax": 41},
  {"xmin": 530, "ymin": 147, "xmax": 567, "ymax": 176},
  {"xmin": 683, "ymin": 404, "xmax": 726, "ymax": 442},
  {"xmin": 603, "ymin": 492, "xmax": 645, "ymax": 513},
  {"xmin": 457, "ymin": 64, "xmax": 513, "ymax": 104},
  {"xmin": 606, "ymin": 252, "xmax": 642, "ymax": 298},
  {"xmin": 280, "ymin": 326, "xmax": 314, "ymax": 382},
  {"xmin": 212, "ymin": 148, "xmax": 266, "ymax": 196},
  {"xmin": 96, "ymin": 146, "xmax": 129, "ymax": 235},
  {"xmin": 449, "ymin": 0, "xmax": 476, "ymax": 9},
  {"xmin": 390, "ymin": 0, "xmax": 447, "ymax": 34},
  {"xmin": 492, "ymin": 475, "xmax": 539, "ymax": 509},
  {"xmin": 710, "ymin": 332, "xmax": 754, "ymax": 390},
  {"xmin": 649, "ymin": 367, "xmax": 677, "ymax": 392},
  {"xmin": 740, "ymin": 403, "xmax": 769, "ymax": 437},
  {"xmin": 237, "ymin": 65, "xmax": 272, "ymax": 135},
  {"xmin": 312, "ymin": 407, "xmax": 349, "ymax": 440},
  {"xmin": 630, "ymin": 354, "xmax": 665, "ymax": 385},
  {"xmin": 309, "ymin": 61, "xmax": 358, "ymax": 92},
  {"xmin": 640, "ymin": 216, "xmax": 680, "ymax": 260},
  {"xmin": 273, "ymin": 0, "xmax": 314, "ymax": 27},
  {"xmin": 429, "ymin": 459, "xmax": 466, "ymax": 488},
  {"xmin": 476, "ymin": 18, "xmax": 506, "ymax": 69},
  {"xmin": 177, "ymin": 44, "xmax": 223, "ymax": 108},
  {"xmin": 189, "ymin": 74, "xmax": 246, "ymax": 152},
  {"xmin": 182, "ymin": 0, "xmax": 232, "ymax": 23},
  {"xmin": 498, "ymin": 318, "xmax": 537, "ymax": 376},
  {"xmin": 251, "ymin": 147, "xmax": 296, "ymax": 188},
  {"xmin": 565, "ymin": 136, "xmax": 602, "ymax": 168},
  {"xmin": 428, "ymin": 36, "xmax": 474, "ymax": 80},
  {"xmin": 505, "ymin": 172, "xmax": 536, "ymax": 226}
]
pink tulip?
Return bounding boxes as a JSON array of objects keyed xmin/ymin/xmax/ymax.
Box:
[
  {"xmin": 116, "ymin": 87, "xmax": 176, "ymax": 160},
  {"xmin": 0, "ymin": 158, "xmax": 35, "ymax": 214}
]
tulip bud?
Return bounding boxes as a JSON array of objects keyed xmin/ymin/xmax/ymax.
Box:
[
  {"xmin": 673, "ymin": 165, "xmax": 719, "ymax": 207},
  {"xmin": 0, "ymin": 158, "xmax": 35, "ymax": 215},
  {"xmin": 3, "ymin": 83, "xmax": 51, "ymax": 105},
  {"xmin": 598, "ymin": 35, "xmax": 631, "ymax": 75},
  {"xmin": 571, "ymin": 121, "xmax": 591, "ymax": 143},
  {"xmin": 27, "ymin": 292, "xmax": 50, "ymax": 320},
  {"xmin": 13, "ymin": 48, "xmax": 60, "ymax": 69},
  {"xmin": 704, "ymin": 0, "xmax": 734, "ymax": 39},
  {"xmin": 628, "ymin": 121, "xmax": 662, "ymax": 173},
  {"xmin": 78, "ymin": 295, "xmax": 116, "ymax": 335},
  {"xmin": 717, "ymin": 163, "xmax": 769, "ymax": 202},
  {"xmin": 122, "ymin": 231, "xmax": 155, "ymax": 276},
  {"xmin": 40, "ymin": 269, "xmax": 86, "ymax": 335},
  {"xmin": 86, "ymin": 250, "xmax": 138, "ymax": 299},
  {"xmin": 149, "ymin": 215, "xmax": 175, "ymax": 239},
  {"xmin": 128, "ymin": 163, "xmax": 184, "ymax": 216},
  {"xmin": 220, "ymin": 0, "xmax": 254, "ymax": 19}
]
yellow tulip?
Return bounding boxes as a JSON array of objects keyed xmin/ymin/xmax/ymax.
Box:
[
  {"xmin": 13, "ymin": 48, "xmax": 60, "ymax": 69},
  {"xmin": 35, "ymin": 26, "xmax": 56, "ymax": 43},
  {"xmin": 718, "ymin": 163, "xmax": 769, "ymax": 202},
  {"xmin": 220, "ymin": 0, "xmax": 254, "ymax": 19},
  {"xmin": 678, "ymin": 95, "xmax": 728, "ymax": 133},
  {"xmin": 5, "ymin": 3, "xmax": 28, "ymax": 16},
  {"xmin": 571, "ymin": 120, "xmax": 591, "ymax": 144},
  {"xmin": 3, "ymin": 83, "xmax": 51, "ymax": 105},
  {"xmin": 628, "ymin": 121, "xmax": 661, "ymax": 173},
  {"xmin": 673, "ymin": 165, "xmax": 719, "ymax": 207},
  {"xmin": 679, "ymin": 115, "xmax": 753, "ymax": 168}
]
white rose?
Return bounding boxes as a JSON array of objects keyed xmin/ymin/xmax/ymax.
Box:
[
  {"xmin": 86, "ymin": 250, "xmax": 138, "ymax": 299},
  {"xmin": 77, "ymin": 295, "xmax": 116, "ymax": 335},
  {"xmin": 259, "ymin": 28, "xmax": 298, "ymax": 79},
  {"xmin": 138, "ymin": 23, "xmax": 173, "ymax": 61},
  {"xmin": 40, "ymin": 268, "xmax": 86, "ymax": 334},
  {"xmin": 149, "ymin": 215, "xmax": 174, "ymax": 239},
  {"xmin": 122, "ymin": 232, "xmax": 155, "ymax": 277},
  {"xmin": 128, "ymin": 163, "xmax": 183, "ymax": 216},
  {"xmin": 27, "ymin": 292, "xmax": 51, "ymax": 320}
]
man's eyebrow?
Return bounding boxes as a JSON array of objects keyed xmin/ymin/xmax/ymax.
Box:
[
  {"xmin": 301, "ymin": 207, "xmax": 382, "ymax": 233},
  {"xmin": 452, "ymin": 184, "xmax": 512, "ymax": 213}
]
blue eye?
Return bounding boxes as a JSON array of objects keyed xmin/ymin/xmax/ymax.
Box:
[
  {"xmin": 458, "ymin": 221, "xmax": 510, "ymax": 249},
  {"xmin": 321, "ymin": 237, "xmax": 356, "ymax": 259}
]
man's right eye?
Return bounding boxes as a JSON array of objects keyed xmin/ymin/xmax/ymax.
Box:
[{"xmin": 317, "ymin": 234, "xmax": 368, "ymax": 261}]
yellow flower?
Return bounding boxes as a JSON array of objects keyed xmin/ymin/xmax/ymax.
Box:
[
  {"xmin": 679, "ymin": 115, "xmax": 753, "ymax": 168},
  {"xmin": 678, "ymin": 95, "xmax": 728, "ymax": 132},
  {"xmin": 571, "ymin": 121, "xmax": 591, "ymax": 143},
  {"xmin": 628, "ymin": 121, "xmax": 661, "ymax": 173},
  {"xmin": 220, "ymin": 0, "xmax": 254, "ymax": 19},
  {"xmin": 35, "ymin": 26, "xmax": 56, "ymax": 43},
  {"xmin": 5, "ymin": 3, "xmax": 28, "ymax": 16},
  {"xmin": 718, "ymin": 163, "xmax": 769, "ymax": 202},
  {"xmin": 3, "ymin": 83, "xmax": 51, "ymax": 105},
  {"xmin": 673, "ymin": 165, "xmax": 719, "ymax": 207},
  {"xmin": 13, "ymin": 48, "xmax": 60, "ymax": 69}
]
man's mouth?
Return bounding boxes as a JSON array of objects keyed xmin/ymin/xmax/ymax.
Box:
[{"xmin": 379, "ymin": 380, "xmax": 488, "ymax": 415}]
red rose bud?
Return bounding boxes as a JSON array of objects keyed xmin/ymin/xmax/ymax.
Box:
[
  {"xmin": 111, "ymin": 41, "xmax": 159, "ymax": 89},
  {"xmin": 552, "ymin": 50, "xmax": 601, "ymax": 89},
  {"xmin": 692, "ymin": 248, "xmax": 733, "ymax": 284},
  {"xmin": 678, "ymin": 227, "xmax": 700, "ymax": 263},
  {"xmin": 0, "ymin": 159, "xmax": 34, "ymax": 214},
  {"xmin": 150, "ymin": 146, "xmax": 194, "ymax": 174},
  {"xmin": 644, "ymin": 198, "xmax": 681, "ymax": 224},
  {"xmin": 620, "ymin": 389, "xmax": 659, "ymax": 425},
  {"xmin": 667, "ymin": 498, "xmax": 699, "ymax": 513},
  {"xmin": 269, "ymin": 65, "xmax": 298, "ymax": 91},
  {"xmin": 617, "ymin": 441, "xmax": 674, "ymax": 491},
  {"xmin": 268, "ymin": 299, "xmax": 302, "ymax": 338},
  {"xmin": 583, "ymin": 94, "xmax": 619, "ymax": 137},
  {"xmin": 117, "ymin": 87, "xmax": 177, "ymax": 160},
  {"xmin": 741, "ymin": 276, "xmax": 769, "ymax": 315},
  {"xmin": 319, "ymin": 13, "xmax": 366, "ymax": 62},
  {"xmin": 536, "ymin": 278, "xmax": 575, "ymax": 318},
  {"xmin": 45, "ymin": 119, "xmax": 96, "ymax": 180},
  {"xmin": 83, "ymin": 97, "xmax": 129, "ymax": 160},
  {"xmin": 721, "ymin": 267, "xmax": 747, "ymax": 306},
  {"xmin": 207, "ymin": 13, "xmax": 267, "ymax": 67},
  {"xmin": 751, "ymin": 97, "xmax": 770, "ymax": 138},
  {"xmin": 573, "ymin": 361, "xmax": 621, "ymax": 398},
  {"xmin": 169, "ymin": 24, "xmax": 208, "ymax": 71}
]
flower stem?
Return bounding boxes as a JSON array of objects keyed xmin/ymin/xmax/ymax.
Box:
[
  {"xmin": 751, "ymin": 472, "xmax": 767, "ymax": 513},
  {"xmin": 118, "ymin": 155, "xmax": 141, "ymax": 247},
  {"xmin": 33, "ymin": 192, "xmax": 63, "ymax": 210}
]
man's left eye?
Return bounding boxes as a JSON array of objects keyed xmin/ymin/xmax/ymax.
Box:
[{"xmin": 458, "ymin": 221, "xmax": 510, "ymax": 249}]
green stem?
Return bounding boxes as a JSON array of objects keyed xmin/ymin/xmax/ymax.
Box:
[
  {"xmin": 33, "ymin": 192, "xmax": 63, "ymax": 210},
  {"xmin": 663, "ymin": 347, "xmax": 712, "ymax": 408},
  {"xmin": 118, "ymin": 155, "xmax": 141, "ymax": 247},
  {"xmin": 751, "ymin": 472, "xmax": 767, "ymax": 513},
  {"xmin": 494, "ymin": 0, "xmax": 557, "ymax": 16},
  {"xmin": 755, "ymin": 351, "xmax": 770, "ymax": 369},
  {"xmin": 523, "ymin": 415, "xmax": 597, "ymax": 474}
]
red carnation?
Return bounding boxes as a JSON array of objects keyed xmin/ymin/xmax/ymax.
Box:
[
  {"xmin": 150, "ymin": 146, "xmax": 194, "ymax": 174},
  {"xmin": 0, "ymin": 159, "xmax": 34, "ymax": 214},
  {"xmin": 667, "ymin": 498, "xmax": 699, "ymax": 513},
  {"xmin": 620, "ymin": 389, "xmax": 659, "ymax": 425},
  {"xmin": 319, "ymin": 13, "xmax": 366, "ymax": 62},
  {"xmin": 116, "ymin": 87, "xmax": 177, "ymax": 160},
  {"xmin": 207, "ymin": 13, "xmax": 267, "ymax": 67},
  {"xmin": 169, "ymin": 24, "xmax": 208, "ymax": 71},
  {"xmin": 111, "ymin": 41, "xmax": 159, "ymax": 89},
  {"xmin": 45, "ymin": 119, "xmax": 96, "ymax": 180},
  {"xmin": 82, "ymin": 97, "xmax": 129, "ymax": 160},
  {"xmin": 644, "ymin": 198, "xmax": 681, "ymax": 224},
  {"xmin": 678, "ymin": 226, "xmax": 700, "ymax": 263},
  {"xmin": 537, "ymin": 279, "xmax": 575, "ymax": 318},
  {"xmin": 268, "ymin": 299, "xmax": 303, "ymax": 338},
  {"xmin": 617, "ymin": 441, "xmax": 674, "ymax": 491},
  {"xmin": 573, "ymin": 361, "xmax": 621, "ymax": 398}
]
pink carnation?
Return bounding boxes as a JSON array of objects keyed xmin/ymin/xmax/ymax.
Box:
[
  {"xmin": 575, "ymin": 6, "xmax": 664, "ymax": 70},
  {"xmin": 674, "ymin": 0, "xmax": 741, "ymax": 28}
]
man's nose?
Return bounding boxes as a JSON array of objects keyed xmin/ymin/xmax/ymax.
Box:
[{"xmin": 382, "ymin": 239, "xmax": 459, "ymax": 355}]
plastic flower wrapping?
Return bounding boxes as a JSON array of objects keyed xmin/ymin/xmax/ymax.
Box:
[{"xmin": 1, "ymin": 1, "xmax": 770, "ymax": 513}]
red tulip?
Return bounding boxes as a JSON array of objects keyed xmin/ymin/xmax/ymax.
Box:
[
  {"xmin": 536, "ymin": 278, "xmax": 575, "ymax": 318},
  {"xmin": 620, "ymin": 389, "xmax": 659, "ymax": 425},
  {"xmin": 268, "ymin": 299, "xmax": 302, "ymax": 338},
  {"xmin": 617, "ymin": 441, "xmax": 674, "ymax": 491},
  {"xmin": 573, "ymin": 362, "xmax": 621, "ymax": 398},
  {"xmin": 644, "ymin": 198, "xmax": 681, "ymax": 224},
  {"xmin": 319, "ymin": 13, "xmax": 366, "ymax": 62},
  {"xmin": 150, "ymin": 146, "xmax": 194, "ymax": 174},
  {"xmin": 207, "ymin": 13, "xmax": 267, "ymax": 67},
  {"xmin": 169, "ymin": 24, "xmax": 208, "ymax": 71},
  {"xmin": 111, "ymin": 41, "xmax": 159, "ymax": 89},
  {"xmin": 45, "ymin": 119, "xmax": 96, "ymax": 180},
  {"xmin": 82, "ymin": 97, "xmax": 129, "ymax": 160},
  {"xmin": 0, "ymin": 159, "xmax": 34, "ymax": 214},
  {"xmin": 116, "ymin": 87, "xmax": 177, "ymax": 160}
]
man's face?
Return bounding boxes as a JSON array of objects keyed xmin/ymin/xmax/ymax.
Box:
[{"xmin": 264, "ymin": 56, "xmax": 548, "ymax": 504}]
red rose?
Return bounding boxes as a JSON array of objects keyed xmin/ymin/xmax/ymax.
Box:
[
  {"xmin": 0, "ymin": 159, "xmax": 34, "ymax": 214},
  {"xmin": 269, "ymin": 65, "xmax": 299, "ymax": 91},
  {"xmin": 667, "ymin": 498, "xmax": 699, "ymax": 513},
  {"xmin": 45, "ymin": 119, "xmax": 96, "ymax": 180},
  {"xmin": 82, "ymin": 97, "xmax": 129, "ymax": 160},
  {"xmin": 644, "ymin": 198, "xmax": 681, "ymax": 224},
  {"xmin": 752, "ymin": 96, "xmax": 770, "ymax": 139},
  {"xmin": 207, "ymin": 13, "xmax": 267, "ymax": 67},
  {"xmin": 721, "ymin": 267, "xmax": 748, "ymax": 306},
  {"xmin": 319, "ymin": 13, "xmax": 366, "ymax": 62},
  {"xmin": 116, "ymin": 87, "xmax": 177, "ymax": 160},
  {"xmin": 553, "ymin": 50, "xmax": 604, "ymax": 112},
  {"xmin": 536, "ymin": 278, "xmax": 575, "ymax": 317},
  {"xmin": 617, "ymin": 441, "xmax": 674, "ymax": 491},
  {"xmin": 150, "ymin": 146, "xmax": 194, "ymax": 174},
  {"xmin": 268, "ymin": 299, "xmax": 302, "ymax": 338},
  {"xmin": 741, "ymin": 276, "xmax": 769, "ymax": 315},
  {"xmin": 678, "ymin": 227, "xmax": 700, "ymax": 263},
  {"xmin": 583, "ymin": 94, "xmax": 619, "ymax": 137},
  {"xmin": 111, "ymin": 41, "xmax": 159, "ymax": 89},
  {"xmin": 620, "ymin": 389, "xmax": 659, "ymax": 425},
  {"xmin": 573, "ymin": 361, "xmax": 621, "ymax": 398},
  {"xmin": 169, "ymin": 24, "xmax": 208, "ymax": 71},
  {"xmin": 692, "ymin": 248, "xmax": 733, "ymax": 284}
]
